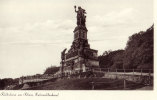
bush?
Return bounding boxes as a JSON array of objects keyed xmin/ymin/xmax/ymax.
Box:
[{"xmin": 44, "ymin": 66, "xmax": 60, "ymax": 75}]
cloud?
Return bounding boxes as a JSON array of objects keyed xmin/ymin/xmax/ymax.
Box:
[
  {"xmin": 88, "ymin": 8, "xmax": 137, "ymax": 27},
  {"xmin": 0, "ymin": 19, "xmax": 75, "ymax": 46},
  {"xmin": 86, "ymin": 7, "xmax": 153, "ymax": 42}
]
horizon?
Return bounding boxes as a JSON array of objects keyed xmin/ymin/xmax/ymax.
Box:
[{"xmin": 0, "ymin": 0, "xmax": 153, "ymax": 79}]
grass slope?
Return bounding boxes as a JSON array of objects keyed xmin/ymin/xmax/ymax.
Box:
[{"xmin": 25, "ymin": 78, "xmax": 145, "ymax": 90}]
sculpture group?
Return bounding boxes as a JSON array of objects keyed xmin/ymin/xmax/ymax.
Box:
[{"xmin": 74, "ymin": 6, "xmax": 87, "ymax": 26}]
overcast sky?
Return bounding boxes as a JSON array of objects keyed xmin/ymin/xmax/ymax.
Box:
[{"xmin": 0, "ymin": 0, "xmax": 153, "ymax": 78}]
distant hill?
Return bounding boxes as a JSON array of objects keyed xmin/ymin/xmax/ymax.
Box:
[{"xmin": 99, "ymin": 25, "xmax": 153, "ymax": 69}]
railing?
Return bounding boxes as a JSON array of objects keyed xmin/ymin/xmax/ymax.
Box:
[
  {"xmin": 92, "ymin": 68, "xmax": 153, "ymax": 73},
  {"xmin": 92, "ymin": 68, "xmax": 153, "ymax": 77},
  {"xmin": 90, "ymin": 68, "xmax": 153, "ymax": 89}
]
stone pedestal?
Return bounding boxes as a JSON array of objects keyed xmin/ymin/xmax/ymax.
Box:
[{"xmin": 60, "ymin": 6, "xmax": 99, "ymax": 75}]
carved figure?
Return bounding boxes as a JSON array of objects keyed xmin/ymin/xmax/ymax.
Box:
[
  {"xmin": 61, "ymin": 48, "xmax": 67, "ymax": 60},
  {"xmin": 74, "ymin": 5, "xmax": 86, "ymax": 26}
]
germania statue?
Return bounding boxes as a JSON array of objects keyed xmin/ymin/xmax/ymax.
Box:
[{"xmin": 74, "ymin": 5, "xmax": 86, "ymax": 26}]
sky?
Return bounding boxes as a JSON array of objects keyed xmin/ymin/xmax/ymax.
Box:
[{"xmin": 0, "ymin": 0, "xmax": 153, "ymax": 78}]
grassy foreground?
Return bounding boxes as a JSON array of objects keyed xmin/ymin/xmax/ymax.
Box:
[{"xmin": 24, "ymin": 78, "xmax": 146, "ymax": 90}]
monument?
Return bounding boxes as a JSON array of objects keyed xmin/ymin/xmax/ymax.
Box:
[{"xmin": 60, "ymin": 6, "xmax": 99, "ymax": 76}]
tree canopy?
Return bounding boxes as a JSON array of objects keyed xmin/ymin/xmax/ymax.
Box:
[
  {"xmin": 123, "ymin": 25, "xmax": 153, "ymax": 69},
  {"xmin": 99, "ymin": 25, "xmax": 153, "ymax": 70},
  {"xmin": 43, "ymin": 66, "xmax": 60, "ymax": 75}
]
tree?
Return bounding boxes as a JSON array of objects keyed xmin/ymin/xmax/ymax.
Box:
[
  {"xmin": 99, "ymin": 50, "xmax": 124, "ymax": 69},
  {"xmin": 123, "ymin": 25, "xmax": 153, "ymax": 69},
  {"xmin": 99, "ymin": 25, "xmax": 153, "ymax": 70},
  {"xmin": 0, "ymin": 78, "xmax": 18, "ymax": 90},
  {"xmin": 44, "ymin": 66, "xmax": 60, "ymax": 75}
]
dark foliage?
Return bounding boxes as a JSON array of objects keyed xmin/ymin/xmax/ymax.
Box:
[
  {"xmin": 99, "ymin": 25, "xmax": 153, "ymax": 70},
  {"xmin": 123, "ymin": 25, "xmax": 153, "ymax": 69},
  {"xmin": 44, "ymin": 66, "xmax": 60, "ymax": 75},
  {"xmin": 98, "ymin": 50, "xmax": 124, "ymax": 69},
  {"xmin": 0, "ymin": 78, "xmax": 19, "ymax": 90}
]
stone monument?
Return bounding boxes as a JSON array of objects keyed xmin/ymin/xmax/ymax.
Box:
[{"xmin": 60, "ymin": 6, "xmax": 99, "ymax": 76}]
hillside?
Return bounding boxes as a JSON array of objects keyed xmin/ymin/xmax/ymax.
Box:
[
  {"xmin": 123, "ymin": 25, "xmax": 153, "ymax": 69},
  {"xmin": 99, "ymin": 25, "xmax": 153, "ymax": 70},
  {"xmin": 23, "ymin": 78, "xmax": 145, "ymax": 90}
]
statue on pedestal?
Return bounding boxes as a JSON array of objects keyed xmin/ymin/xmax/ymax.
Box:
[{"xmin": 74, "ymin": 5, "xmax": 86, "ymax": 26}]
